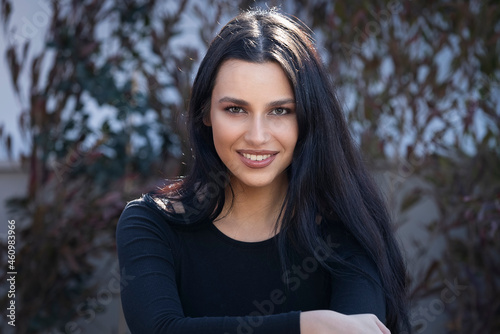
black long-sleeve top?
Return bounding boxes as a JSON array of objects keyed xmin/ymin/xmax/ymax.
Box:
[{"xmin": 116, "ymin": 196, "xmax": 385, "ymax": 334}]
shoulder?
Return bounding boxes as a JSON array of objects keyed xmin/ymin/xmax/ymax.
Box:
[
  {"xmin": 119, "ymin": 195, "xmax": 169, "ymax": 223},
  {"xmin": 118, "ymin": 192, "xmax": 189, "ymax": 223},
  {"xmin": 321, "ymin": 218, "xmax": 365, "ymax": 259},
  {"xmin": 116, "ymin": 195, "xmax": 182, "ymax": 249},
  {"xmin": 321, "ymin": 219, "xmax": 382, "ymax": 282},
  {"xmin": 116, "ymin": 192, "xmax": 210, "ymax": 245}
]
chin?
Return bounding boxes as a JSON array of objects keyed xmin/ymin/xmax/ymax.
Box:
[
  {"xmin": 237, "ymin": 179, "xmax": 271, "ymax": 188},
  {"xmin": 235, "ymin": 174, "xmax": 284, "ymax": 189}
]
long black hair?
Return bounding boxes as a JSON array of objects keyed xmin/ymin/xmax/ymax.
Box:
[{"xmin": 149, "ymin": 8, "xmax": 410, "ymax": 333}]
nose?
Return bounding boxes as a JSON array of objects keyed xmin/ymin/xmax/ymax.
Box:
[{"xmin": 244, "ymin": 115, "xmax": 270, "ymax": 146}]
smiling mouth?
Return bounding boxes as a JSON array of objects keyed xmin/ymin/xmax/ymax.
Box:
[{"xmin": 240, "ymin": 153, "xmax": 273, "ymax": 161}]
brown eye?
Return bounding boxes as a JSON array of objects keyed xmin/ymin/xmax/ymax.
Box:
[
  {"xmin": 226, "ymin": 106, "xmax": 244, "ymax": 113},
  {"xmin": 270, "ymin": 108, "xmax": 289, "ymax": 115}
]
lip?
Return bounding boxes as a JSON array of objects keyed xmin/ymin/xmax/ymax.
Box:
[
  {"xmin": 237, "ymin": 150, "xmax": 278, "ymax": 168},
  {"xmin": 237, "ymin": 150, "xmax": 279, "ymax": 155}
]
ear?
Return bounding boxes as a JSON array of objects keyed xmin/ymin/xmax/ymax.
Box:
[{"xmin": 203, "ymin": 112, "xmax": 211, "ymax": 126}]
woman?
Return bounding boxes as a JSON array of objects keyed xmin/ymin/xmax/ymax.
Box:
[{"xmin": 116, "ymin": 8, "xmax": 410, "ymax": 334}]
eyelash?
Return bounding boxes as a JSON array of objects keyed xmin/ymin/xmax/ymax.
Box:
[
  {"xmin": 224, "ymin": 106, "xmax": 291, "ymax": 115},
  {"xmin": 225, "ymin": 106, "xmax": 244, "ymax": 114}
]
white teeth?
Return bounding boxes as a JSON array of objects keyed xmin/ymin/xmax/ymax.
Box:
[{"xmin": 242, "ymin": 153, "xmax": 272, "ymax": 161}]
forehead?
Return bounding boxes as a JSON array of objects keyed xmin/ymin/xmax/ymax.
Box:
[{"xmin": 212, "ymin": 59, "xmax": 294, "ymax": 101}]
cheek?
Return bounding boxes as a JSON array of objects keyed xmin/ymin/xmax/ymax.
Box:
[
  {"xmin": 211, "ymin": 123, "xmax": 244, "ymax": 173},
  {"xmin": 211, "ymin": 117, "xmax": 240, "ymax": 154},
  {"xmin": 275, "ymin": 120, "xmax": 299, "ymax": 150}
]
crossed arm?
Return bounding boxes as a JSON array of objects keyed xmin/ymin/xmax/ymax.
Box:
[{"xmin": 116, "ymin": 201, "xmax": 389, "ymax": 334}]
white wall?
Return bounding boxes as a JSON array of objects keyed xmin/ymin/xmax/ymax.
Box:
[{"xmin": 0, "ymin": 162, "xmax": 28, "ymax": 240}]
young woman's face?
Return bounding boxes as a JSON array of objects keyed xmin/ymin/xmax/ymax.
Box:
[{"xmin": 207, "ymin": 59, "xmax": 298, "ymax": 189}]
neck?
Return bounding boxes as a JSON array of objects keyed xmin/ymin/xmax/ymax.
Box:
[{"xmin": 214, "ymin": 175, "xmax": 288, "ymax": 242}]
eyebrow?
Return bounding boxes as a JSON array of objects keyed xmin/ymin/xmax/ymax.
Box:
[{"xmin": 218, "ymin": 96, "xmax": 295, "ymax": 108}]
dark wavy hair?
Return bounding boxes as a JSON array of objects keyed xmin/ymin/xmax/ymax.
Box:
[{"xmin": 149, "ymin": 8, "xmax": 410, "ymax": 333}]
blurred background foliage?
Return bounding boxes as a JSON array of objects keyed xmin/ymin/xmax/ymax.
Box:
[{"xmin": 0, "ymin": 0, "xmax": 498, "ymax": 333}]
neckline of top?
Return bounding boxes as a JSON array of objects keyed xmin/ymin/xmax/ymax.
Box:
[{"xmin": 208, "ymin": 222, "xmax": 279, "ymax": 249}]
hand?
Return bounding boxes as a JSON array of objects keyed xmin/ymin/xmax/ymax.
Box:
[{"xmin": 300, "ymin": 310, "xmax": 390, "ymax": 334}]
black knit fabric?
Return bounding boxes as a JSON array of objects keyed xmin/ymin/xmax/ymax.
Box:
[{"xmin": 116, "ymin": 198, "xmax": 385, "ymax": 334}]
